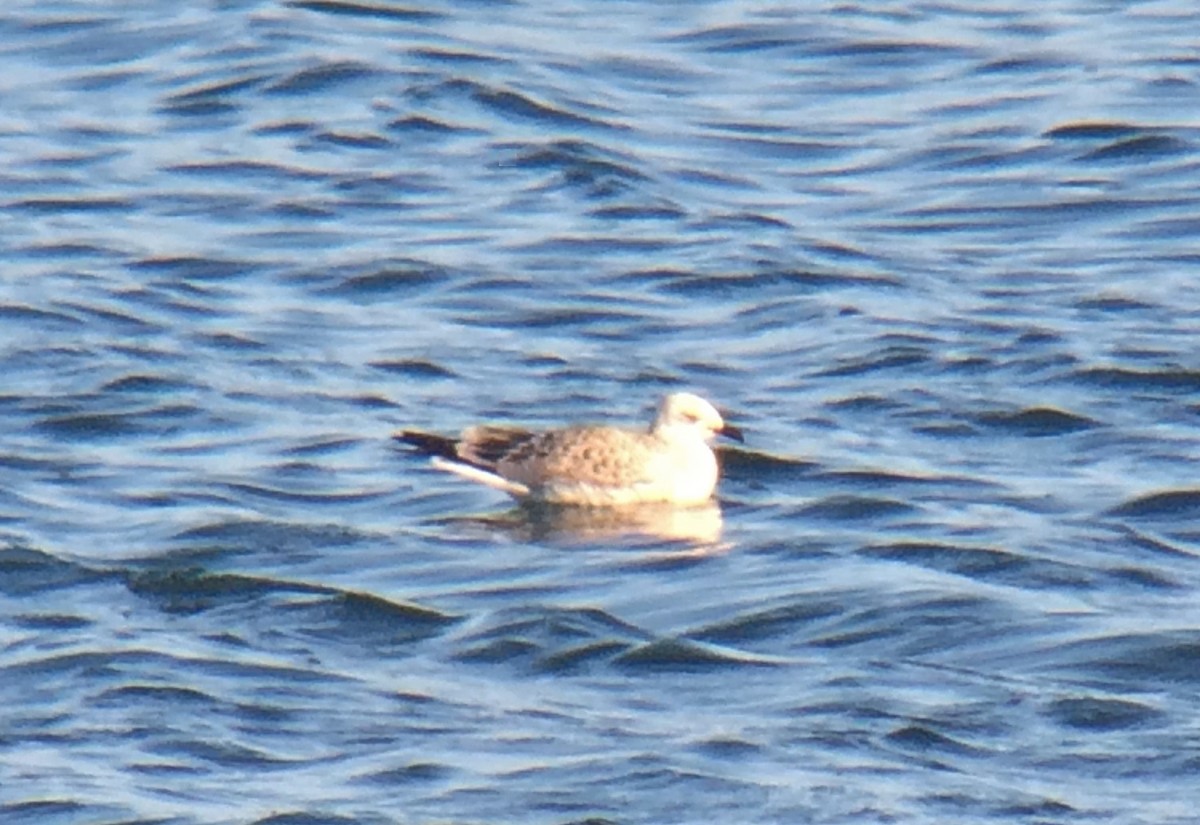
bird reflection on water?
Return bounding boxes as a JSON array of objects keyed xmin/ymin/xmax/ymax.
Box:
[{"xmin": 435, "ymin": 499, "xmax": 728, "ymax": 550}]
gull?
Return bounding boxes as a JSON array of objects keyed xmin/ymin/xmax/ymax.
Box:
[{"xmin": 396, "ymin": 392, "xmax": 743, "ymax": 506}]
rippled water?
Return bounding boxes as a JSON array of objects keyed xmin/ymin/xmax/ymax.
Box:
[{"xmin": 4, "ymin": 1, "xmax": 1200, "ymax": 823}]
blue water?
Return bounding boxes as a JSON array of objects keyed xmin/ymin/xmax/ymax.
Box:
[{"xmin": 3, "ymin": 1, "xmax": 1200, "ymax": 823}]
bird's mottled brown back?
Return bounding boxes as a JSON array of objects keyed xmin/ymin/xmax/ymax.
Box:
[{"xmin": 496, "ymin": 426, "xmax": 656, "ymax": 489}]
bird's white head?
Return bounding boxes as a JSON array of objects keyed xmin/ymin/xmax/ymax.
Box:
[{"xmin": 652, "ymin": 392, "xmax": 744, "ymax": 444}]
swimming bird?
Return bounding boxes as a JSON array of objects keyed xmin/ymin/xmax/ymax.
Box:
[{"xmin": 396, "ymin": 392, "xmax": 743, "ymax": 506}]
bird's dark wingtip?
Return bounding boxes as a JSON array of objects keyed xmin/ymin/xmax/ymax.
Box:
[{"xmin": 394, "ymin": 430, "xmax": 459, "ymax": 460}]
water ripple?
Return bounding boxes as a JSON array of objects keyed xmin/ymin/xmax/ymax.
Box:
[{"xmin": 4, "ymin": 1, "xmax": 1200, "ymax": 823}]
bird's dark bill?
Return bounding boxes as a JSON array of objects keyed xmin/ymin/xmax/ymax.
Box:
[{"xmin": 719, "ymin": 423, "xmax": 744, "ymax": 443}]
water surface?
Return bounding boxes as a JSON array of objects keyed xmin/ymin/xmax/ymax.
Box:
[{"xmin": 3, "ymin": 1, "xmax": 1200, "ymax": 823}]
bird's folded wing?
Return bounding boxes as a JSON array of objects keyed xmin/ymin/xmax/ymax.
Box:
[{"xmin": 496, "ymin": 426, "xmax": 657, "ymax": 489}]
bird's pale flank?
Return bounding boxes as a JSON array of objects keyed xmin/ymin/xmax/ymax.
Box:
[{"xmin": 396, "ymin": 392, "xmax": 742, "ymax": 506}]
